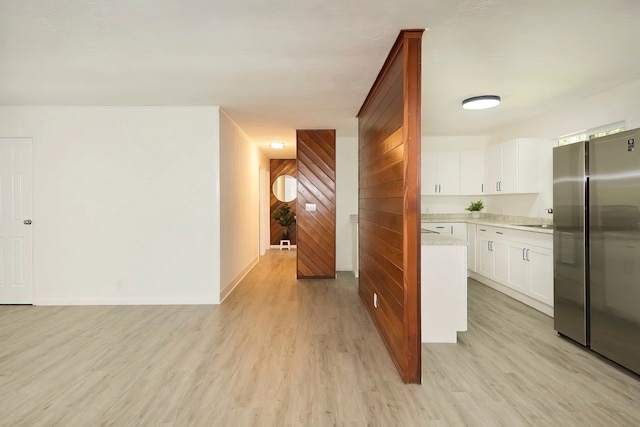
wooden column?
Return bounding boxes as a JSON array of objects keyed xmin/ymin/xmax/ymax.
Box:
[
  {"xmin": 296, "ymin": 129, "xmax": 336, "ymax": 279},
  {"xmin": 357, "ymin": 30, "xmax": 423, "ymax": 383}
]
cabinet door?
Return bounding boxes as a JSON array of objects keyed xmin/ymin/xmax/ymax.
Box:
[
  {"xmin": 421, "ymin": 152, "xmax": 439, "ymax": 195},
  {"xmin": 478, "ymin": 236, "xmax": 493, "ymax": 277},
  {"xmin": 451, "ymin": 223, "xmax": 467, "ymax": 241},
  {"xmin": 528, "ymin": 245, "xmax": 553, "ymax": 306},
  {"xmin": 437, "ymin": 151, "xmax": 460, "ymax": 195},
  {"xmin": 485, "ymin": 145, "xmax": 502, "ymax": 194},
  {"xmin": 516, "ymin": 139, "xmax": 541, "ymax": 193},
  {"xmin": 501, "ymin": 140, "xmax": 519, "ymax": 193},
  {"xmin": 507, "ymin": 243, "xmax": 529, "ymax": 293},
  {"xmin": 460, "ymin": 150, "xmax": 485, "ymax": 195},
  {"xmin": 492, "ymin": 239, "xmax": 509, "ymax": 283},
  {"xmin": 467, "ymin": 223, "xmax": 477, "ymax": 273}
]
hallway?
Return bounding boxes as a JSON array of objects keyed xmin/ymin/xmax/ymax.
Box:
[{"xmin": 1, "ymin": 250, "xmax": 639, "ymax": 426}]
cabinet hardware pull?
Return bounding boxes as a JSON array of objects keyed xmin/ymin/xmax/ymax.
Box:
[
  {"xmin": 526, "ymin": 249, "xmax": 531, "ymax": 261},
  {"xmin": 435, "ymin": 184, "xmax": 438, "ymax": 193},
  {"xmin": 481, "ymin": 183, "xmax": 484, "ymax": 193},
  {"xmin": 480, "ymin": 229, "xmax": 486, "ymax": 231},
  {"xmin": 496, "ymin": 231, "xmax": 503, "ymax": 234},
  {"xmin": 523, "ymin": 248, "xmax": 526, "ymax": 260}
]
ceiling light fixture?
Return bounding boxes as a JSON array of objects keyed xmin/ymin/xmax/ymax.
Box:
[
  {"xmin": 270, "ymin": 142, "xmax": 285, "ymax": 149},
  {"xmin": 462, "ymin": 95, "xmax": 501, "ymax": 110}
]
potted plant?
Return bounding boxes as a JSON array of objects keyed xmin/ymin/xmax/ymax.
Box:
[
  {"xmin": 272, "ymin": 203, "xmax": 296, "ymax": 241},
  {"xmin": 465, "ymin": 200, "xmax": 484, "ymax": 219}
]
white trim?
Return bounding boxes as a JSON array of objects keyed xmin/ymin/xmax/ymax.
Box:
[
  {"xmin": 469, "ymin": 271, "xmax": 554, "ymax": 318},
  {"xmin": 220, "ymin": 256, "xmax": 259, "ymax": 303},
  {"xmin": 219, "ymin": 108, "xmax": 254, "ymax": 144},
  {"xmin": 34, "ymin": 296, "xmax": 217, "ymax": 306},
  {"xmin": 269, "ymin": 245, "xmax": 297, "ymax": 249}
]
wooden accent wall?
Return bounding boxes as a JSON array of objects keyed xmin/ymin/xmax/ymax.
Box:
[
  {"xmin": 357, "ymin": 30, "xmax": 423, "ymax": 383},
  {"xmin": 296, "ymin": 129, "xmax": 336, "ymax": 278},
  {"xmin": 270, "ymin": 159, "xmax": 297, "ymax": 245}
]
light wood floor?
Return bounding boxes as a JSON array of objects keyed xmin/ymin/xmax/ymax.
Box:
[{"xmin": 1, "ymin": 250, "xmax": 639, "ymax": 426}]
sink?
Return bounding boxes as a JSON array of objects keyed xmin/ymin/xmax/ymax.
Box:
[{"xmin": 517, "ymin": 224, "xmax": 554, "ymax": 229}]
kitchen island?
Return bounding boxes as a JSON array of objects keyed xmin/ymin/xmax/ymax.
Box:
[{"xmin": 421, "ymin": 230, "xmax": 468, "ymax": 343}]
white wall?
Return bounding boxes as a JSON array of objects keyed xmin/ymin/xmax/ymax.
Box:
[
  {"xmin": 219, "ymin": 109, "xmax": 262, "ymax": 300},
  {"xmin": 336, "ymin": 135, "xmax": 358, "ymax": 271},
  {"xmin": 0, "ymin": 106, "xmax": 221, "ymax": 305}
]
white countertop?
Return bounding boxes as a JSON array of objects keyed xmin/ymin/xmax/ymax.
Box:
[
  {"xmin": 421, "ymin": 232, "xmax": 468, "ymax": 246},
  {"xmin": 421, "ymin": 214, "xmax": 553, "ymax": 235}
]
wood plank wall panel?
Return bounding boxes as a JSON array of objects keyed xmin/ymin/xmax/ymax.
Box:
[
  {"xmin": 270, "ymin": 159, "xmax": 297, "ymax": 245},
  {"xmin": 296, "ymin": 129, "xmax": 336, "ymax": 279},
  {"xmin": 357, "ymin": 30, "xmax": 423, "ymax": 384}
]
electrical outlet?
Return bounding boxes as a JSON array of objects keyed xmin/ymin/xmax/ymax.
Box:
[
  {"xmin": 373, "ymin": 292, "xmax": 378, "ymax": 308},
  {"xmin": 305, "ymin": 203, "xmax": 316, "ymax": 211}
]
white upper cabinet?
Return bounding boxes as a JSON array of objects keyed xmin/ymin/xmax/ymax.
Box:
[
  {"xmin": 459, "ymin": 150, "xmax": 485, "ymax": 195},
  {"xmin": 421, "ymin": 151, "xmax": 460, "ymax": 195},
  {"xmin": 484, "ymin": 138, "xmax": 543, "ymax": 194}
]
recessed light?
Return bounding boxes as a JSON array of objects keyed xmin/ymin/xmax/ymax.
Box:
[
  {"xmin": 462, "ymin": 95, "xmax": 501, "ymax": 110},
  {"xmin": 270, "ymin": 142, "xmax": 285, "ymax": 149}
]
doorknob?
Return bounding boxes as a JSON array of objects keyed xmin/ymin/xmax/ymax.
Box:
[{"xmin": 23, "ymin": 219, "xmax": 32, "ymax": 225}]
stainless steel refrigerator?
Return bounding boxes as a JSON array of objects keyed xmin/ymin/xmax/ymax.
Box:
[
  {"xmin": 553, "ymin": 141, "xmax": 589, "ymax": 346},
  {"xmin": 554, "ymin": 129, "xmax": 640, "ymax": 375}
]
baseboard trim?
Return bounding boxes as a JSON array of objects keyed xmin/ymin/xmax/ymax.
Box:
[
  {"xmin": 468, "ymin": 271, "xmax": 554, "ymax": 318},
  {"xmin": 220, "ymin": 256, "xmax": 259, "ymax": 303},
  {"xmin": 35, "ymin": 296, "xmax": 217, "ymax": 306}
]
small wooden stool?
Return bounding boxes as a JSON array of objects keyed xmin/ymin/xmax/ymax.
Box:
[{"xmin": 280, "ymin": 240, "xmax": 291, "ymax": 250}]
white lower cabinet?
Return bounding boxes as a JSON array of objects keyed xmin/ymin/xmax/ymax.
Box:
[
  {"xmin": 527, "ymin": 245, "xmax": 553, "ymax": 306},
  {"xmin": 475, "ymin": 226, "xmax": 553, "ymax": 311},
  {"xmin": 476, "ymin": 231, "xmax": 508, "ymax": 283},
  {"xmin": 467, "ymin": 223, "xmax": 477, "ymax": 272}
]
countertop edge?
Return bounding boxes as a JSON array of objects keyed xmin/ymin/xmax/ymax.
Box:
[{"xmin": 422, "ymin": 219, "xmax": 553, "ymax": 235}]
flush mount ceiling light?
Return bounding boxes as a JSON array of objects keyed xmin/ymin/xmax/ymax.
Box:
[
  {"xmin": 270, "ymin": 142, "xmax": 285, "ymax": 149},
  {"xmin": 462, "ymin": 95, "xmax": 501, "ymax": 110}
]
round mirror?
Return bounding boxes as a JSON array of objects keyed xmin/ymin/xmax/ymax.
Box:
[{"xmin": 272, "ymin": 174, "xmax": 297, "ymax": 202}]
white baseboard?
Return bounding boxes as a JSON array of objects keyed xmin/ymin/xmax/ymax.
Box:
[
  {"xmin": 35, "ymin": 296, "xmax": 217, "ymax": 306},
  {"xmin": 269, "ymin": 245, "xmax": 297, "ymax": 249},
  {"xmin": 468, "ymin": 271, "xmax": 554, "ymax": 318},
  {"xmin": 220, "ymin": 256, "xmax": 259, "ymax": 303}
]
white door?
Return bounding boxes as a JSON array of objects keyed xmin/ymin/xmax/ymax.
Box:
[
  {"xmin": 500, "ymin": 140, "xmax": 519, "ymax": 193},
  {"xmin": 528, "ymin": 245, "xmax": 554, "ymax": 306},
  {"xmin": 437, "ymin": 151, "xmax": 460, "ymax": 195},
  {"xmin": 421, "ymin": 152, "xmax": 439, "ymax": 195},
  {"xmin": 485, "ymin": 145, "xmax": 502, "ymax": 194},
  {"xmin": 507, "ymin": 243, "xmax": 529, "ymax": 292},
  {"xmin": 492, "ymin": 239, "xmax": 509, "ymax": 283},
  {"xmin": 477, "ymin": 236, "xmax": 493, "ymax": 277},
  {"xmin": 0, "ymin": 138, "xmax": 33, "ymax": 304},
  {"xmin": 459, "ymin": 150, "xmax": 485, "ymax": 195}
]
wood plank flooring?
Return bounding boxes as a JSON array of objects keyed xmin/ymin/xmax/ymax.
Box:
[{"xmin": 1, "ymin": 250, "xmax": 639, "ymax": 426}]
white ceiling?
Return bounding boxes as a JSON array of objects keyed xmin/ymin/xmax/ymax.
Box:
[{"xmin": 1, "ymin": 0, "xmax": 639, "ymax": 158}]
